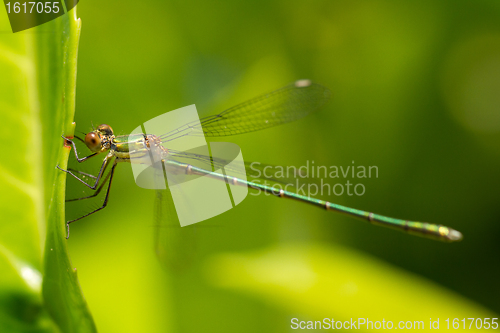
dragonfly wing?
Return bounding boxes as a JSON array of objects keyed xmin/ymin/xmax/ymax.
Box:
[
  {"xmin": 168, "ymin": 149, "xmax": 330, "ymax": 188},
  {"xmin": 160, "ymin": 80, "xmax": 331, "ymax": 141},
  {"xmin": 201, "ymin": 80, "xmax": 331, "ymax": 136},
  {"xmin": 154, "ymin": 187, "xmax": 198, "ymax": 270}
]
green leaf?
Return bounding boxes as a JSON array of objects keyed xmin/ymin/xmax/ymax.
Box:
[
  {"xmin": 0, "ymin": 6, "xmax": 96, "ymax": 332},
  {"xmin": 205, "ymin": 243, "xmax": 497, "ymax": 328}
]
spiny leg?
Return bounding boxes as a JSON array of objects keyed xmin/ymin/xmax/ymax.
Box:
[
  {"xmin": 57, "ymin": 153, "xmax": 112, "ymax": 190},
  {"xmin": 66, "ymin": 161, "xmax": 118, "ymax": 239},
  {"xmin": 66, "ymin": 168, "xmax": 112, "ymax": 202},
  {"xmin": 66, "ymin": 168, "xmax": 98, "ymax": 181}
]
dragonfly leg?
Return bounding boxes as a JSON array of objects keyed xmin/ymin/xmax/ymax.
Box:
[
  {"xmin": 66, "ymin": 168, "xmax": 98, "ymax": 180},
  {"xmin": 65, "ymin": 169, "xmax": 112, "ymax": 202},
  {"xmin": 62, "ymin": 135, "xmax": 98, "ymax": 162},
  {"xmin": 57, "ymin": 153, "xmax": 112, "ymax": 190},
  {"xmin": 66, "ymin": 161, "xmax": 118, "ymax": 239}
]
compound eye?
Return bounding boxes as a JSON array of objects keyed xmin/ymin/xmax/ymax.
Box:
[
  {"xmin": 97, "ymin": 124, "xmax": 113, "ymax": 135},
  {"xmin": 85, "ymin": 132, "xmax": 101, "ymax": 151}
]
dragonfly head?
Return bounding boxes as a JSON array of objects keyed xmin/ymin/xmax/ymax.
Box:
[{"xmin": 84, "ymin": 124, "xmax": 114, "ymax": 153}]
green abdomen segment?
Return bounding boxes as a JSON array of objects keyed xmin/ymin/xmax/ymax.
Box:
[{"xmin": 166, "ymin": 159, "xmax": 462, "ymax": 242}]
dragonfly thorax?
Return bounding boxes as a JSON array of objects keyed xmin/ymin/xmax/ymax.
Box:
[
  {"xmin": 144, "ymin": 134, "xmax": 168, "ymax": 159},
  {"xmin": 144, "ymin": 134, "xmax": 164, "ymax": 150}
]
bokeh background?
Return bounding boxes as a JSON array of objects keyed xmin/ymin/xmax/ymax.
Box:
[{"xmin": 29, "ymin": 0, "xmax": 500, "ymax": 331}]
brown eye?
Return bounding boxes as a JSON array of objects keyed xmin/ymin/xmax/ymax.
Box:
[
  {"xmin": 97, "ymin": 124, "xmax": 113, "ymax": 135},
  {"xmin": 85, "ymin": 132, "xmax": 101, "ymax": 151}
]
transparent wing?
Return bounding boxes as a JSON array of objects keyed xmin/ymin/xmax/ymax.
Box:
[
  {"xmin": 154, "ymin": 187, "xmax": 198, "ymax": 270},
  {"xmin": 160, "ymin": 80, "xmax": 331, "ymax": 142},
  {"xmin": 167, "ymin": 148, "xmax": 324, "ymax": 188}
]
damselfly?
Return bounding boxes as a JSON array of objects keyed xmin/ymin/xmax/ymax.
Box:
[{"xmin": 58, "ymin": 80, "xmax": 463, "ymax": 243}]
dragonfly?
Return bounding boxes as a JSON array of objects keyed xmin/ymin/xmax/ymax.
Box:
[{"xmin": 58, "ymin": 79, "xmax": 463, "ymax": 247}]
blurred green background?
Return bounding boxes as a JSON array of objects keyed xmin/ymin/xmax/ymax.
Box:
[{"xmin": 3, "ymin": 0, "xmax": 500, "ymax": 331}]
